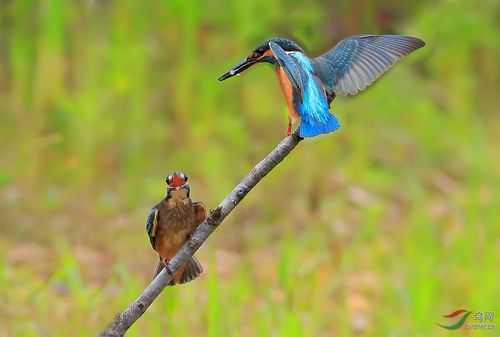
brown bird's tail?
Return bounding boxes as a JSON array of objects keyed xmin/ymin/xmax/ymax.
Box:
[{"xmin": 152, "ymin": 256, "xmax": 203, "ymax": 285}]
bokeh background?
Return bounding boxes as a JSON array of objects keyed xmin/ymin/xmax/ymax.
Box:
[{"xmin": 1, "ymin": 1, "xmax": 499, "ymax": 336}]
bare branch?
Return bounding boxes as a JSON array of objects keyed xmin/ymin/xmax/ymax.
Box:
[{"xmin": 99, "ymin": 132, "xmax": 302, "ymax": 337}]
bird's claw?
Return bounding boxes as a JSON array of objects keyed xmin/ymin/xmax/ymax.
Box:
[{"xmin": 286, "ymin": 121, "xmax": 292, "ymax": 136}]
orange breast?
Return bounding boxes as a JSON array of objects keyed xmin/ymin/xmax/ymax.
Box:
[{"xmin": 275, "ymin": 67, "xmax": 299, "ymax": 119}]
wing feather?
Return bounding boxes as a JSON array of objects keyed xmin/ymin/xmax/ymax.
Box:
[
  {"xmin": 313, "ymin": 35, "xmax": 425, "ymax": 96},
  {"xmin": 269, "ymin": 41, "xmax": 306, "ymax": 104},
  {"xmin": 146, "ymin": 208, "xmax": 159, "ymax": 249},
  {"xmin": 192, "ymin": 202, "xmax": 207, "ymax": 225}
]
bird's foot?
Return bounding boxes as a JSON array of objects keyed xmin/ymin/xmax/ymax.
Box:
[{"xmin": 286, "ymin": 123, "xmax": 292, "ymax": 136}]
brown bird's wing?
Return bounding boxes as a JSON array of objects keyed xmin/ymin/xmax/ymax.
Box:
[
  {"xmin": 192, "ymin": 201, "xmax": 207, "ymax": 224},
  {"xmin": 145, "ymin": 207, "xmax": 159, "ymax": 249}
]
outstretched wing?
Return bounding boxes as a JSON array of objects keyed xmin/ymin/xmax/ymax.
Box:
[
  {"xmin": 269, "ymin": 41, "xmax": 306, "ymax": 103},
  {"xmin": 145, "ymin": 207, "xmax": 159, "ymax": 249},
  {"xmin": 313, "ymin": 35, "xmax": 425, "ymax": 96}
]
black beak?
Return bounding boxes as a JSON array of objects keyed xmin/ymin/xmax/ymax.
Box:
[{"xmin": 218, "ymin": 57, "xmax": 259, "ymax": 81}]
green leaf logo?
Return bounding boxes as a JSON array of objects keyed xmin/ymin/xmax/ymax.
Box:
[{"xmin": 437, "ymin": 310, "xmax": 471, "ymax": 330}]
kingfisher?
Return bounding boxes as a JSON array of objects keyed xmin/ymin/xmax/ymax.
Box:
[
  {"xmin": 146, "ymin": 172, "xmax": 207, "ymax": 284},
  {"xmin": 218, "ymin": 35, "xmax": 425, "ymax": 138}
]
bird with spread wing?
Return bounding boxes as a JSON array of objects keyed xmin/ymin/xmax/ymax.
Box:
[{"xmin": 219, "ymin": 35, "xmax": 425, "ymax": 138}]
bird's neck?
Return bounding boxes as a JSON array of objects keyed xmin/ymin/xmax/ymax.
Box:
[{"xmin": 164, "ymin": 196, "xmax": 192, "ymax": 209}]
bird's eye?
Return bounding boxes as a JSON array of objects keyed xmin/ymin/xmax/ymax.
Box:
[
  {"xmin": 166, "ymin": 175, "xmax": 172, "ymax": 184},
  {"xmin": 250, "ymin": 52, "xmax": 260, "ymax": 59},
  {"xmin": 184, "ymin": 175, "xmax": 189, "ymax": 182}
]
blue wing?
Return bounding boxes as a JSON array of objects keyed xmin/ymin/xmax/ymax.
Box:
[
  {"xmin": 313, "ymin": 35, "xmax": 425, "ymax": 96},
  {"xmin": 146, "ymin": 207, "xmax": 159, "ymax": 248},
  {"xmin": 269, "ymin": 41, "xmax": 306, "ymax": 103}
]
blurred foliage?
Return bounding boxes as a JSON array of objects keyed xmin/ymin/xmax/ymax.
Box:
[{"xmin": 0, "ymin": 0, "xmax": 499, "ymax": 336}]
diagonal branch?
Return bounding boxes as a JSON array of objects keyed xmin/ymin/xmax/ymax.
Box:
[{"xmin": 99, "ymin": 132, "xmax": 303, "ymax": 337}]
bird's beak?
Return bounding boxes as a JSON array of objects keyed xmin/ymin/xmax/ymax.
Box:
[{"xmin": 218, "ymin": 57, "xmax": 259, "ymax": 81}]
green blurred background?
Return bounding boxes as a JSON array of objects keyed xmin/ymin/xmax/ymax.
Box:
[{"xmin": 1, "ymin": 0, "xmax": 499, "ymax": 336}]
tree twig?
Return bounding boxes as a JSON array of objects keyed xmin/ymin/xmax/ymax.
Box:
[{"xmin": 99, "ymin": 132, "xmax": 302, "ymax": 337}]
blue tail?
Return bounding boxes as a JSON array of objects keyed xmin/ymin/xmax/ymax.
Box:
[{"xmin": 299, "ymin": 113, "xmax": 340, "ymax": 138}]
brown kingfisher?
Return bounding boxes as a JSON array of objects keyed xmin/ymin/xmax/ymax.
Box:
[
  {"xmin": 146, "ymin": 172, "xmax": 207, "ymax": 284},
  {"xmin": 219, "ymin": 35, "xmax": 425, "ymax": 138}
]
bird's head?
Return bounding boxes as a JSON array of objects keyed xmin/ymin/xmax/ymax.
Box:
[
  {"xmin": 166, "ymin": 172, "xmax": 190, "ymax": 200},
  {"xmin": 218, "ymin": 37, "xmax": 303, "ymax": 81}
]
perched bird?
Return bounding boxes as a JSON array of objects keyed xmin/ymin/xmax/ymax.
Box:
[
  {"xmin": 219, "ymin": 35, "xmax": 425, "ymax": 138},
  {"xmin": 146, "ymin": 172, "xmax": 207, "ymax": 284}
]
